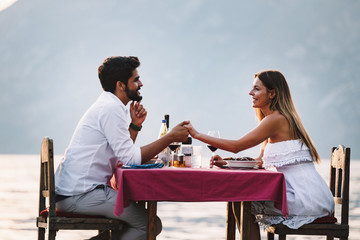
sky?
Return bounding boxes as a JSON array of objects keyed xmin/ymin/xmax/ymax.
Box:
[{"xmin": 0, "ymin": 0, "xmax": 359, "ymax": 159}]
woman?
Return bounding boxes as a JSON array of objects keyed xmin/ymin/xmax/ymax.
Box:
[{"xmin": 185, "ymin": 70, "xmax": 334, "ymax": 239}]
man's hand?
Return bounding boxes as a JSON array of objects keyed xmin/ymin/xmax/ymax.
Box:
[
  {"xmin": 140, "ymin": 121, "xmax": 189, "ymax": 163},
  {"xmin": 167, "ymin": 121, "xmax": 190, "ymax": 143},
  {"xmin": 130, "ymin": 101, "xmax": 147, "ymax": 126}
]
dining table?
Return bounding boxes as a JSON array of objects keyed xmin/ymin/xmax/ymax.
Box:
[{"xmin": 114, "ymin": 166, "xmax": 288, "ymax": 240}]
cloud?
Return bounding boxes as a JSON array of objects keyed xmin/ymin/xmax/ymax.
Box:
[
  {"xmin": 317, "ymin": 85, "xmax": 345, "ymax": 110},
  {"xmin": 285, "ymin": 45, "xmax": 306, "ymax": 59}
]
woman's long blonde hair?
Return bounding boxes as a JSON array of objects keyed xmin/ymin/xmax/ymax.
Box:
[{"xmin": 255, "ymin": 70, "xmax": 320, "ymax": 163}]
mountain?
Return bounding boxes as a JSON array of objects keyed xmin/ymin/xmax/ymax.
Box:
[{"xmin": 1, "ymin": 0, "xmax": 359, "ymax": 158}]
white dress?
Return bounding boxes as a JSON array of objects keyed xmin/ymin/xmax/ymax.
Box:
[{"xmin": 252, "ymin": 139, "xmax": 334, "ymax": 229}]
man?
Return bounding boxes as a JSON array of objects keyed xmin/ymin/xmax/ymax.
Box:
[{"xmin": 55, "ymin": 56, "xmax": 189, "ymax": 240}]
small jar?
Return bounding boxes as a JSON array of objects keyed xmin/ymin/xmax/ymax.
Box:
[{"xmin": 173, "ymin": 154, "xmax": 185, "ymax": 168}]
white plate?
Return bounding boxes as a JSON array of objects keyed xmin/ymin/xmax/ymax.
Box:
[{"xmin": 225, "ymin": 160, "xmax": 260, "ymax": 169}]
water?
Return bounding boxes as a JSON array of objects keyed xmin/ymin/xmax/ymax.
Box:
[{"xmin": 1, "ymin": 154, "xmax": 359, "ymax": 240}]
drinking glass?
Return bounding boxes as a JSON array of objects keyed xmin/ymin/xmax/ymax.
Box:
[
  {"xmin": 191, "ymin": 146, "xmax": 202, "ymax": 168},
  {"xmin": 207, "ymin": 130, "xmax": 220, "ymax": 155},
  {"xmin": 168, "ymin": 142, "xmax": 181, "ymax": 167}
]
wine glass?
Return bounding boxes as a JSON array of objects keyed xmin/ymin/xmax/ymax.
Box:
[
  {"xmin": 207, "ymin": 130, "xmax": 220, "ymax": 157},
  {"xmin": 168, "ymin": 142, "xmax": 181, "ymax": 167}
]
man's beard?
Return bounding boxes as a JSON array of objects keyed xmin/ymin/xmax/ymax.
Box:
[{"xmin": 125, "ymin": 85, "xmax": 143, "ymax": 101}]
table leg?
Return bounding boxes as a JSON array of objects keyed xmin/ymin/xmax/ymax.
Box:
[
  {"xmin": 137, "ymin": 200, "xmax": 146, "ymax": 209},
  {"xmin": 226, "ymin": 202, "xmax": 241, "ymax": 240},
  {"xmin": 226, "ymin": 202, "xmax": 236, "ymax": 240},
  {"xmin": 147, "ymin": 201, "xmax": 157, "ymax": 240},
  {"xmin": 240, "ymin": 201, "xmax": 251, "ymax": 240}
]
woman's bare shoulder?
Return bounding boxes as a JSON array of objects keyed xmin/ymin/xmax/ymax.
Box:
[
  {"xmin": 260, "ymin": 112, "xmax": 289, "ymax": 131},
  {"xmin": 263, "ymin": 111, "xmax": 287, "ymax": 122}
]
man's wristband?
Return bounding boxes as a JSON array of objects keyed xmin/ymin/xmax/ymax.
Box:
[{"xmin": 129, "ymin": 123, "xmax": 142, "ymax": 131}]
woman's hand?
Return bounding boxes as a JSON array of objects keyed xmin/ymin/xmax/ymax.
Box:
[
  {"xmin": 210, "ymin": 155, "xmax": 227, "ymax": 168},
  {"xmin": 184, "ymin": 122, "xmax": 200, "ymax": 139},
  {"xmin": 254, "ymin": 157, "xmax": 263, "ymax": 169}
]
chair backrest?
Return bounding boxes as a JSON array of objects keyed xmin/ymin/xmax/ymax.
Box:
[
  {"xmin": 329, "ymin": 145, "xmax": 350, "ymax": 225},
  {"xmin": 38, "ymin": 137, "xmax": 56, "ymax": 218}
]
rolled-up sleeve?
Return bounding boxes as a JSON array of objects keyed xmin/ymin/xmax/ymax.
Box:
[{"xmin": 100, "ymin": 103, "xmax": 142, "ymax": 166}]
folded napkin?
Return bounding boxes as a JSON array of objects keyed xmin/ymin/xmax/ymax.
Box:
[{"xmin": 121, "ymin": 163, "xmax": 164, "ymax": 169}]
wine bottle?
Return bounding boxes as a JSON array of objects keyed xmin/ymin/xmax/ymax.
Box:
[
  {"xmin": 158, "ymin": 119, "xmax": 168, "ymax": 139},
  {"xmin": 164, "ymin": 114, "xmax": 169, "ymax": 129},
  {"xmin": 158, "ymin": 117, "xmax": 170, "ymax": 166}
]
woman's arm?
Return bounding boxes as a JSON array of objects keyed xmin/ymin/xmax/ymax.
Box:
[
  {"xmin": 254, "ymin": 140, "xmax": 267, "ymax": 168},
  {"xmin": 186, "ymin": 115, "xmax": 279, "ymax": 154}
]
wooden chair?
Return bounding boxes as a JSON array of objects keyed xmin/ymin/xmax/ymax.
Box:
[
  {"xmin": 36, "ymin": 137, "xmax": 124, "ymax": 240},
  {"xmin": 266, "ymin": 145, "xmax": 350, "ymax": 240}
]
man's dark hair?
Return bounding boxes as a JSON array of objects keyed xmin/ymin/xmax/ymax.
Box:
[{"xmin": 98, "ymin": 56, "xmax": 140, "ymax": 93}]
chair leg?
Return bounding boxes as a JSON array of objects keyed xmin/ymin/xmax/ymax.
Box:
[
  {"xmin": 101, "ymin": 230, "xmax": 110, "ymax": 239},
  {"xmin": 326, "ymin": 236, "xmax": 334, "ymax": 240},
  {"xmin": 111, "ymin": 230, "xmax": 121, "ymax": 240},
  {"xmin": 87, "ymin": 230, "xmax": 110, "ymax": 240},
  {"xmin": 38, "ymin": 228, "xmax": 45, "ymax": 240},
  {"xmin": 267, "ymin": 232, "xmax": 274, "ymax": 240},
  {"xmin": 47, "ymin": 230, "xmax": 56, "ymax": 240},
  {"xmin": 279, "ymin": 234, "xmax": 286, "ymax": 240}
]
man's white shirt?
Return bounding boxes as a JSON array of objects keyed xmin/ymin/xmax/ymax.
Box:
[{"xmin": 55, "ymin": 91, "xmax": 141, "ymax": 196}]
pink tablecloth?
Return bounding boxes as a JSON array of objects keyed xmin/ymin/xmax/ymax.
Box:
[{"xmin": 114, "ymin": 167, "xmax": 288, "ymax": 217}]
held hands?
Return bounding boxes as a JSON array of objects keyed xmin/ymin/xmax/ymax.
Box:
[
  {"xmin": 210, "ymin": 155, "xmax": 227, "ymax": 168},
  {"xmin": 168, "ymin": 121, "xmax": 190, "ymax": 143},
  {"xmin": 183, "ymin": 122, "xmax": 200, "ymax": 139},
  {"xmin": 130, "ymin": 101, "xmax": 147, "ymax": 126}
]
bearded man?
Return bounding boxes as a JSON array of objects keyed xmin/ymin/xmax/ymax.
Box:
[{"xmin": 55, "ymin": 56, "xmax": 189, "ymax": 240}]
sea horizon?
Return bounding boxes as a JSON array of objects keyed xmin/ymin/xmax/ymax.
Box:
[{"xmin": 1, "ymin": 154, "xmax": 359, "ymax": 240}]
